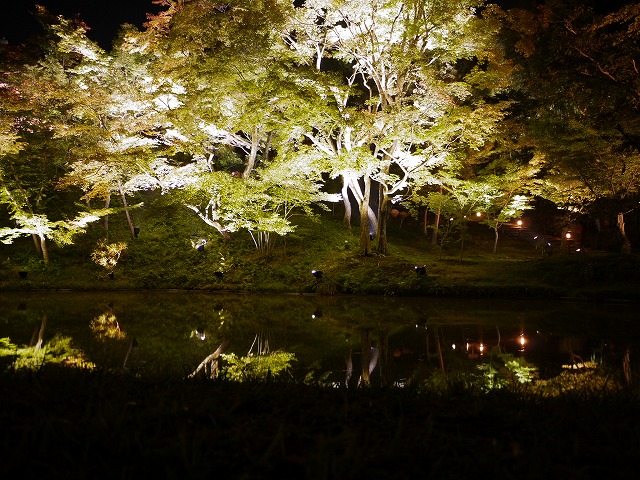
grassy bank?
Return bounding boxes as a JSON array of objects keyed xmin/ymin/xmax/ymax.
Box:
[{"xmin": 1, "ymin": 211, "xmax": 639, "ymax": 301}]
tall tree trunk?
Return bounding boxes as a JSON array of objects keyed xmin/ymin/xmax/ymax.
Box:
[
  {"xmin": 39, "ymin": 235, "xmax": 49, "ymax": 265},
  {"xmin": 243, "ymin": 126, "xmax": 260, "ymax": 178},
  {"xmin": 432, "ymin": 187, "xmax": 443, "ymax": 246},
  {"xmin": 104, "ymin": 194, "xmax": 111, "ymax": 240},
  {"xmin": 263, "ymin": 131, "xmax": 273, "ymax": 163},
  {"xmin": 359, "ymin": 176, "xmax": 372, "ymax": 256},
  {"xmin": 432, "ymin": 207, "xmax": 441, "ymax": 246},
  {"xmin": 341, "ymin": 175, "xmax": 351, "ymax": 229},
  {"xmin": 423, "ymin": 207, "xmax": 429, "ymax": 235},
  {"xmin": 34, "ymin": 315, "xmax": 48, "ymax": 351},
  {"xmin": 31, "ymin": 234, "xmax": 42, "ymax": 256},
  {"xmin": 375, "ymin": 157, "xmax": 390, "ymax": 254},
  {"xmin": 11, "ymin": 174, "xmax": 44, "ymax": 257},
  {"xmin": 493, "ymin": 227, "xmax": 499, "ymax": 254},
  {"xmin": 618, "ymin": 212, "xmax": 631, "ymax": 254},
  {"xmin": 376, "ymin": 191, "xmax": 389, "ymax": 254},
  {"xmin": 117, "ymin": 180, "xmax": 136, "ymax": 240}
]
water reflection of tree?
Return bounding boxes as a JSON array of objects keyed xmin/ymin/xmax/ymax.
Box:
[
  {"xmin": 190, "ymin": 328, "xmax": 297, "ymax": 382},
  {"xmin": 90, "ymin": 312, "xmax": 125, "ymax": 341},
  {"xmin": 343, "ymin": 329, "xmax": 390, "ymax": 388},
  {"xmin": 2, "ymin": 293, "xmax": 636, "ymax": 392},
  {"xmin": 1, "ymin": 314, "xmax": 92, "ymax": 370}
]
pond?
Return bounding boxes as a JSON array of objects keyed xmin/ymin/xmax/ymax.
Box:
[{"xmin": 1, "ymin": 291, "xmax": 638, "ymax": 390}]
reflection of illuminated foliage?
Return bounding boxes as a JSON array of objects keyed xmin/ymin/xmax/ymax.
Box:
[
  {"xmin": 0, "ymin": 335, "xmax": 94, "ymax": 371},
  {"xmin": 413, "ymin": 351, "xmax": 539, "ymax": 393},
  {"xmin": 90, "ymin": 313, "xmax": 126, "ymax": 341},
  {"xmin": 302, "ymin": 360, "xmax": 334, "ymax": 387},
  {"xmin": 219, "ymin": 351, "xmax": 296, "ymax": 382},
  {"xmin": 476, "ymin": 363, "xmax": 508, "ymax": 391},
  {"xmin": 475, "ymin": 353, "xmax": 538, "ymax": 391},
  {"xmin": 531, "ymin": 369, "xmax": 618, "ymax": 397},
  {"xmin": 501, "ymin": 354, "xmax": 538, "ymax": 384},
  {"xmin": 562, "ymin": 361, "xmax": 598, "ymax": 370}
]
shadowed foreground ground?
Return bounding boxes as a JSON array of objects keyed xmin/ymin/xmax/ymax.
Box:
[{"xmin": 1, "ymin": 368, "xmax": 639, "ymax": 479}]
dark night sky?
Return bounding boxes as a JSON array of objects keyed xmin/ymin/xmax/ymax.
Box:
[
  {"xmin": 0, "ymin": 1, "xmax": 635, "ymax": 49},
  {"xmin": 1, "ymin": 0, "xmax": 161, "ymax": 48}
]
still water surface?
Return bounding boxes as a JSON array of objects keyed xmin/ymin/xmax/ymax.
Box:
[{"xmin": 1, "ymin": 291, "xmax": 637, "ymax": 387}]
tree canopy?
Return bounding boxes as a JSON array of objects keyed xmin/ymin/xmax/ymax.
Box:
[{"xmin": 1, "ymin": 0, "xmax": 638, "ymax": 262}]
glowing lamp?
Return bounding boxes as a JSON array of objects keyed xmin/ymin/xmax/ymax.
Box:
[
  {"xmin": 517, "ymin": 220, "xmax": 523, "ymax": 226},
  {"xmin": 479, "ymin": 343, "xmax": 484, "ymax": 354},
  {"xmin": 476, "ymin": 212, "xmax": 482, "ymax": 217},
  {"xmin": 565, "ymin": 232, "xmax": 571, "ymax": 239}
]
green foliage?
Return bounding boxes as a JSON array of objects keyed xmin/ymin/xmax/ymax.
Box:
[
  {"xmin": 91, "ymin": 240, "xmax": 127, "ymax": 273},
  {"xmin": 0, "ymin": 208, "xmax": 110, "ymax": 265},
  {"xmin": 508, "ymin": 2, "xmax": 640, "ymax": 242},
  {"xmin": 0, "ymin": 335, "xmax": 93, "ymax": 371},
  {"xmin": 219, "ymin": 351, "xmax": 296, "ymax": 382}
]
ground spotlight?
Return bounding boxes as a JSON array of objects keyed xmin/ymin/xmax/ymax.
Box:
[
  {"xmin": 414, "ymin": 265, "xmax": 426, "ymax": 275},
  {"xmin": 311, "ymin": 269, "xmax": 323, "ymax": 279}
]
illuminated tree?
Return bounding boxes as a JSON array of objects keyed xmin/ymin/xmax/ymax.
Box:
[
  {"xmin": 30, "ymin": 14, "xmax": 178, "ymax": 240},
  {"xmin": 0, "ymin": 36, "xmax": 108, "ymax": 263},
  {"xmin": 131, "ymin": 0, "xmax": 337, "ymax": 249},
  {"xmin": 144, "ymin": 0, "xmax": 298, "ymax": 178},
  {"xmin": 287, "ymin": 0, "xmax": 515, "ymax": 254},
  {"xmin": 473, "ymin": 139, "xmax": 538, "ymax": 253}
]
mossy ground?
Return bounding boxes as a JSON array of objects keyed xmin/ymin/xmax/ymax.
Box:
[{"xmin": 2, "ymin": 208, "xmax": 639, "ymax": 301}]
